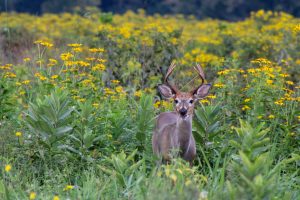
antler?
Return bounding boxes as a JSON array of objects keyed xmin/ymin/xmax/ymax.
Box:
[
  {"xmin": 191, "ymin": 63, "xmax": 206, "ymax": 92},
  {"xmin": 164, "ymin": 62, "xmax": 178, "ymax": 93}
]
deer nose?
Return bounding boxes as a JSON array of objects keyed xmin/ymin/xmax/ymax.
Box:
[{"xmin": 179, "ymin": 108, "xmax": 187, "ymax": 116}]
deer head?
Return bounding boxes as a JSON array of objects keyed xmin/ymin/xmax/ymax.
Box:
[{"xmin": 158, "ymin": 63, "xmax": 211, "ymax": 119}]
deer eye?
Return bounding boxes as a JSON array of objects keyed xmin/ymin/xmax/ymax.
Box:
[
  {"xmin": 189, "ymin": 99, "xmax": 194, "ymax": 104},
  {"xmin": 174, "ymin": 99, "xmax": 179, "ymax": 104}
]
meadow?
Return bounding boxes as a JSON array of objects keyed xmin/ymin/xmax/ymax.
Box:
[{"xmin": 0, "ymin": 9, "xmax": 299, "ymax": 199}]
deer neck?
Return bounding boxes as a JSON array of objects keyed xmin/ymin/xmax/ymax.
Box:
[{"xmin": 175, "ymin": 115, "xmax": 193, "ymax": 143}]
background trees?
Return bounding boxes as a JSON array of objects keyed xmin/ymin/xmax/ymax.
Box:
[{"xmin": 1, "ymin": 0, "xmax": 300, "ymax": 20}]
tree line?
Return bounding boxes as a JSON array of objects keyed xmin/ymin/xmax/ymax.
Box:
[{"xmin": 1, "ymin": 0, "xmax": 300, "ymax": 20}]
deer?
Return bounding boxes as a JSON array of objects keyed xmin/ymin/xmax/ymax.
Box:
[{"xmin": 152, "ymin": 62, "xmax": 211, "ymax": 165}]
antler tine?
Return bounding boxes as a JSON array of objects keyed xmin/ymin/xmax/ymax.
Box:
[
  {"xmin": 193, "ymin": 63, "xmax": 205, "ymax": 86},
  {"xmin": 164, "ymin": 61, "xmax": 178, "ymax": 92},
  {"xmin": 164, "ymin": 61, "xmax": 176, "ymax": 83}
]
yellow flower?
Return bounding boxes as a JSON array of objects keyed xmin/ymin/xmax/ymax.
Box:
[
  {"xmin": 214, "ymin": 83, "xmax": 225, "ymax": 88},
  {"xmin": 29, "ymin": 192, "xmax": 37, "ymax": 200},
  {"xmin": 111, "ymin": 80, "xmax": 120, "ymax": 84},
  {"xmin": 89, "ymin": 48, "xmax": 104, "ymax": 53},
  {"xmin": 244, "ymin": 98, "xmax": 251, "ymax": 103},
  {"xmin": 92, "ymin": 103, "xmax": 99, "ymax": 108},
  {"xmin": 104, "ymin": 88, "xmax": 115, "ymax": 96},
  {"xmin": 217, "ymin": 69, "xmax": 230, "ymax": 75},
  {"xmin": 72, "ymin": 47, "xmax": 83, "ymax": 52},
  {"xmin": 153, "ymin": 101, "xmax": 161, "ymax": 108},
  {"xmin": 39, "ymin": 76, "xmax": 47, "ymax": 81},
  {"xmin": 63, "ymin": 185, "xmax": 74, "ymax": 191},
  {"xmin": 60, "ymin": 52, "xmax": 74, "ymax": 61},
  {"xmin": 207, "ymin": 94, "xmax": 216, "ymax": 99},
  {"xmin": 285, "ymin": 81, "xmax": 294, "ymax": 85},
  {"xmin": 134, "ymin": 90, "xmax": 142, "ymax": 97},
  {"xmin": 34, "ymin": 40, "xmax": 53, "ymax": 47},
  {"xmin": 23, "ymin": 57, "xmax": 31, "ymax": 62},
  {"xmin": 48, "ymin": 58, "xmax": 58, "ymax": 67},
  {"xmin": 242, "ymin": 105, "xmax": 251, "ymax": 111},
  {"xmin": 4, "ymin": 72, "xmax": 16, "ymax": 78},
  {"xmin": 51, "ymin": 75, "xmax": 59, "ymax": 79},
  {"xmin": 15, "ymin": 82, "xmax": 22, "ymax": 86},
  {"xmin": 67, "ymin": 43, "xmax": 82, "ymax": 47},
  {"xmin": 53, "ymin": 195, "xmax": 60, "ymax": 200},
  {"xmin": 266, "ymin": 79, "xmax": 273, "ymax": 85},
  {"xmin": 115, "ymin": 86, "xmax": 124, "ymax": 93},
  {"xmin": 200, "ymin": 99, "xmax": 209, "ymax": 104},
  {"xmin": 5, "ymin": 164, "xmax": 12, "ymax": 172},
  {"xmin": 79, "ymin": 98, "xmax": 86, "ymax": 102},
  {"xmin": 22, "ymin": 80, "xmax": 31, "ymax": 85},
  {"xmin": 274, "ymin": 100, "xmax": 284, "ymax": 106},
  {"xmin": 15, "ymin": 131, "xmax": 22, "ymax": 137},
  {"xmin": 92, "ymin": 64, "xmax": 105, "ymax": 71},
  {"xmin": 268, "ymin": 114, "xmax": 275, "ymax": 119}
]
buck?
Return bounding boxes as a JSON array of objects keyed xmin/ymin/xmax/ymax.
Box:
[{"xmin": 152, "ymin": 63, "xmax": 211, "ymax": 165}]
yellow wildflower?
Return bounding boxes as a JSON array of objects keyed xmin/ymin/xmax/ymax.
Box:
[
  {"xmin": 51, "ymin": 75, "xmax": 59, "ymax": 79},
  {"xmin": 48, "ymin": 58, "xmax": 58, "ymax": 67},
  {"xmin": 242, "ymin": 105, "xmax": 251, "ymax": 111},
  {"xmin": 60, "ymin": 52, "xmax": 74, "ymax": 61},
  {"xmin": 5, "ymin": 164, "xmax": 12, "ymax": 172},
  {"xmin": 92, "ymin": 103, "xmax": 99, "ymax": 108},
  {"xmin": 285, "ymin": 81, "xmax": 294, "ymax": 85},
  {"xmin": 207, "ymin": 94, "xmax": 216, "ymax": 99},
  {"xmin": 22, "ymin": 80, "xmax": 31, "ymax": 85},
  {"xmin": 34, "ymin": 40, "xmax": 53, "ymax": 47},
  {"xmin": 15, "ymin": 131, "xmax": 22, "ymax": 137},
  {"xmin": 115, "ymin": 86, "xmax": 124, "ymax": 93},
  {"xmin": 111, "ymin": 80, "xmax": 120, "ymax": 84},
  {"xmin": 214, "ymin": 83, "xmax": 225, "ymax": 88},
  {"xmin": 72, "ymin": 47, "xmax": 83, "ymax": 52},
  {"xmin": 29, "ymin": 192, "xmax": 37, "ymax": 200},
  {"xmin": 16, "ymin": 82, "xmax": 22, "ymax": 86},
  {"xmin": 53, "ymin": 195, "xmax": 60, "ymax": 200},
  {"xmin": 104, "ymin": 88, "xmax": 115, "ymax": 96},
  {"xmin": 134, "ymin": 90, "xmax": 142, "ymax": 97},
  {"xmin": 89, "ymin": 48, "xmax": 104, "ymax": 53},
  {"xmin": 200, "ymin": 99, "xmax": 209, "ymax": 104},
  {"xmin": 268, "ymin": 114, "xmax": 275, "ymax": 119},
  {"xmin": 153, "ymin": 101, "xmax": 161, "ymax": 108},
  {"xmin": 4, "ymin": 72, "xmax": 16, "ymax": 78},
  {"xmin": 39, "ymin": 76, "xmax": 47, "ymax": 81},
  {"xmin": 23, "ymin": 57, "xmax": 31, "ymax": 62},
  {"xmin": 274, "ymin": 100, "xmax": 284, "ymax": 106},
  {"xmin": 266, "ymin": 79, "xmax": 273, "ymax": 85},
  {"xmin": 217, "ymin": 69, "xmax": 230, "ymax": 75},
  {"xmin": 67, "ymin": 43, "xmax": 82, "ymax": 47},
  {"xmin": 63, "ymin": 185, "xmax": 74, "ymax": 191},
  {"xmin": 244, "ymin": 98, "xmax": 251, "ymax": 103},
  {"xmin": 92, "ymin": 64, "xmax": 105, "ymax": 71}
]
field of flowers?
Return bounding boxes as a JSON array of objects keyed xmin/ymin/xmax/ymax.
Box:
[{"xmin": 0, "ymin": 10, "xmax": 299, "ymax": 199}]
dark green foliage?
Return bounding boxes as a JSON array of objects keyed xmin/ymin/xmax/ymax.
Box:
[{"xmin": 24, "ymin": 88, "xmax": 74, "ymax": 159}]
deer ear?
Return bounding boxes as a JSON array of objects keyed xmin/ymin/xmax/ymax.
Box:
[
  {"xmin": 193, "ymin": 84, "xmax": 211, "ymax": 99},
  {"xmin": 158, "ymin": 84, "xmax": 175, "ymax": 99}
]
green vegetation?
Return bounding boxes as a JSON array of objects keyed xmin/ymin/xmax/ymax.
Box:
[{"xmin": 0, "ymin": 10, "xmax": 299, "ymax": 199}]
